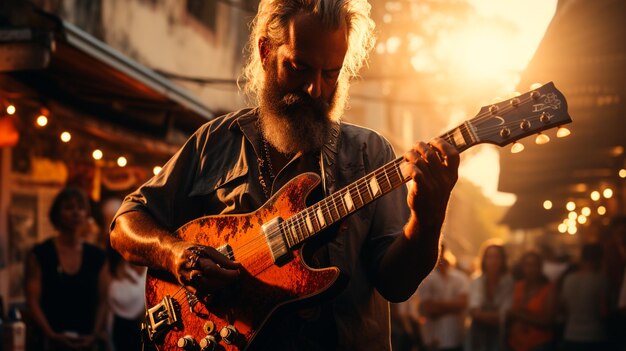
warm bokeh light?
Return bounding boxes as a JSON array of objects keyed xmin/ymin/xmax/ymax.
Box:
[
  {"xmin": 597, "ymin": 206, "xmax": 607, "ymax": 216},
  {"xmin": 581, "ymin": 207, "xmax": 591, "ymax": 217},
  {"xmin": 603, "ymin": 188, "xmax": 613, "ymax": 198},
  {"xmin": 6, "ymin": 104, "xmax": 16, "ymax": 115},
  {"xmin": 530, "ymin": 82, "xmax": 543, "ymax": 90},
  {"xmin": 60, "ymin": 131, "xmax": 71, "ymax": 142},
  {"xmin": 557, "ymin": 223, "xmax": 567, "ymax": 233},
  {"xmin": 566, "ymin": 201, "xmax": 576, "ymax": 211},
  {"xmin": 567, "ymin": 226, "xmax": 577, "ymax": 235},
  {"xmin": 620, "ymin": 169, "xmax": 626, "ymax": 178},
  {"xmin": 568, "ymin": 211, "xmax": 577, "ymax": 220},
  {"xmin": 556, "ymin": 126, "xmax": 571, "ymax": 138},
  {"xmin": 36, "ymin": 115, "xmax": 48, "ymax": 127},
  {"xmin": 153, "ymin": 166, "xmax": 162, "ymax": 175},
  {"xmin": 543, "ymin": 200, "xmax": 552, "ymax": 210},
  {"xmin": 535, "ymin": 133, "xmax": 550, "ymax": 145},
  {"xmin": 590, "ymin": 191, "xmax": 601, "ymax": 201},
  {"xmin": 92, "ymin": 149, "xmax": 103, "ymax": 160},
  {"xmin": 117, "ymin": 156, "xmax": 127, "ymax": 167},
  {"xmin": 567, "ymin": 218, "xmax": 576, "ymax": 227},
  {"xmin": 577, "ymin": 215, "xmax": 587, "ymax": 224},
  {"xmin": 511, "ymin": 142, "xmax": 524, "ymax": 154}
]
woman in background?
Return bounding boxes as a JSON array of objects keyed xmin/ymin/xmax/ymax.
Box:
[
  {"xmin": 507, "ymin": 251, "xmax": 557, "ymax": 351},
  {"xmin": 25, "ymin": 187, "xmax": 109, "ymax": 350},
  {"xmin": 467, "ymin": 241, "xmax": 514, "ymax": 351}
]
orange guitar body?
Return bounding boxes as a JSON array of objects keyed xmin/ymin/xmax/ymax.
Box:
[{"xmin": 145, "ymin": 173, "xmax": 344, "ymax": 350}]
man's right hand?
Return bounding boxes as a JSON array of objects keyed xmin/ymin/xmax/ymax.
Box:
[{"xmin": 173, "ymin": 242, "xmax": 242, "ymax": 296}]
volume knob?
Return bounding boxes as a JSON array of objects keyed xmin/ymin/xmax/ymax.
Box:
[
  {"xmin": 200, "ymin": 335, "xmax": 217, "ymax": 351},
  {"xmin": 219, "ymin": 325, "xmax": 239, "ymax": 345},
  {"xmin": 177, "ymin": 335, "xmax": 197, "ymax": 350}
]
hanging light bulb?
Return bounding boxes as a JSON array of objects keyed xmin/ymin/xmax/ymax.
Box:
[
  {"xmin": 566, "ymin": 201, "xmax": 576, "ymax": 211},
  {"xmin": 117, "ymin": 156, "xmax": 128, "ymax": 167},
  {"xmin": 543, "ymin": 200, "xmax": 552, "ymax": 210},
  {"xmin": 6, "ymin": 104, "xmax": 16, "ymax": 115},
  {"xmin": 92, "ymin": 149, "xmax": 103, "ymax": 160},
  {"xmin": 556, "ymin": 126, "xmax": 571, "ymax": 138},
  {"xmin": 603, "ymin": 188, "xmax": 613, "ymax": 198},
  {"xmin": 590, "ymin": 191, "xmax": 600, "ymax": 201},
  {"xmin": 36, "ymin": 115, "xmax": 48, "ymax": 127},
  {"xmin": 60, "ymin": 131, "xmax": 71, "ymax": 142},
  {"xmin": 535, "ymin": 133, "xmax": 550, "ymax": 145},
  {"xmin": 511, "ymin": 142, "xmax": 524, "ymax": 153}
]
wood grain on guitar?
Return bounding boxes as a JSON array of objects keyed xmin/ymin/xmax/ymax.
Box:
[{"xmin": 144, "ymin": 82, "xmax": 572, "ymax": 350}]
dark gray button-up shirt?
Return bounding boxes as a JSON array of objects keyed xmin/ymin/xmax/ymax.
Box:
[{"xmin": 114, "ymin": 108, "xmax": 409, "ymax": 350}]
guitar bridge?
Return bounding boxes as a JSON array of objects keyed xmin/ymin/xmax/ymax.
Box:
[{"xmin": 145, "ymin": 295, "xmax": 180, "ymax": 340}]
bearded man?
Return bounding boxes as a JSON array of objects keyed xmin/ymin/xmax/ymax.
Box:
[{"xmin": 110, "ymin": 0, "xmax": 459, "ymax": 349}]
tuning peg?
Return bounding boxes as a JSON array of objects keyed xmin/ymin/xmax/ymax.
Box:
[
  {"xmin": 511, "ymin": 142, "xmax": 525, "ymax": 153},
  {"xmin": 535, "ymin": 133, "xmax": 550, "ymax": 145},
  {"xmin": 556, "ymin": 126, "xmax": 571, "ymax": 138}
]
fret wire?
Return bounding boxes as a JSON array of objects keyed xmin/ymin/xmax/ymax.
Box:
[
  {"xmin": 353, "ymin": 183, "xmax": 364, "ymax": 208},
  {"xmin": 309, "ymin": 206, "xmax": 321, "ymax": 233},
  {"xmin": 337, "ymin": 191, "xmax": 348, "ymax": 216},
  {"xmin": 280, "ymin": 223, "xmax": 292, "ymax": 248},
  {"xmin": 382, "ymin": 166, "xmax": 392, "ymax": 192},
  {"xmin": 330, "ymin": 194, "xmax": 340, "ymax": 219},
  {"xmin": 296, "ymin": 214, "xmax": 308, "ymax": 240},
  {"xmin": 393, "ymin": 159, "xmax": 405, "ymax": 183},
  {"xmin": 340, "ymin": 189, "xmax": 351, "ymax": 214},
  {"xmin": 324, "ymin": 197, "xmax": 335, "ymax": 223},
  {"xmin": 364, "ymin": 177, "xmax": 374, "ymax": 201}
]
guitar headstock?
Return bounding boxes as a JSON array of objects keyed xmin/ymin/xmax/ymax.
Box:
[{"xmin": 469, "ymin": 82, "xmax": 572, "ymax": 148}]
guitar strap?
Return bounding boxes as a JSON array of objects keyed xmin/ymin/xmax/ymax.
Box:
[{"xmin": 319, "ymin": 120, "xmax": 341, "ymax": 196}]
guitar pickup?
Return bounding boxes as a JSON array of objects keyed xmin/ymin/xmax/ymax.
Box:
[
  {"xmin": 145, "ymin": 295, "xmax": 180, "ymax": 340},
  {"xmin": 262, "ymin": 217, "xmax": 292, "ymax": 266}
]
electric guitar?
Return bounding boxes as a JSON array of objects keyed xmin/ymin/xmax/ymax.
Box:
[{"xmin": 144, "ymin": 82, "xmax": 571, "ymax": 350}]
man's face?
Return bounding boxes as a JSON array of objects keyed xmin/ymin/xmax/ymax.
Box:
[{"xmin": 258, "ymin": 13, "xmax": 349, "ymax": 155}]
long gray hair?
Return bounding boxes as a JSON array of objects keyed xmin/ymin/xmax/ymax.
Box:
[{"xmin": 241, "ymin": 0, "xmax": 376, "ymax": 103}]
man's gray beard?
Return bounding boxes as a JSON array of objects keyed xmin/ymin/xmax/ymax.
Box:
[{"xmin": 258, "ymin": 70, "xmax": 347, "ymax": 155}]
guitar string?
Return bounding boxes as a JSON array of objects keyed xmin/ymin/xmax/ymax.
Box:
[
  {"xmin": 228, "ymin": 161, "xmax": 405, "ymax": 270},
  {"xmin": 225, "ymin": 92, "xmax": 552, "ymax": 261},
  {"xmin": 172, "ymin": 92, "xmax": 560, "ymax": 282},
  {"xmin": 214, "ymin": 111, "xmax": 554, "ymax": 270}
]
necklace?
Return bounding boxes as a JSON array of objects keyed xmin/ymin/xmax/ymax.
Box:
[{"xmin": 258, "ymin": 135, "xmax": 276, "ymax": 199}]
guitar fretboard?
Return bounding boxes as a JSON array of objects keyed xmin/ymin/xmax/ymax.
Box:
[{"xmin": 279, "ymin": 121, "xmax": 477, "ymax": 248}]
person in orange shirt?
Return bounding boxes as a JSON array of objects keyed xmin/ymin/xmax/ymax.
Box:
[{"xmin": 507, "ymin": 251, "xmax": 557, "ymax": 351}]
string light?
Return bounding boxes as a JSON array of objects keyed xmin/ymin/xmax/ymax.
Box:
[
  {"xmin": 603, "ymin": 188, "xmax": 613, "ymax": 198},
  {"xmin": 557, "ymin": 223, "xmax": 567, "ymax": 233},
  {"xmin": 581, "ymin": 207, "xmax": 591, "ymax": 216},
  {"xmin": 620, "ymin": 169, "xmax": 626, "ymax": 178},
  {"xmin": 153, "ymin": 166, "xmax": 162, "ymax": 175},
  {"xmin": 92, "ymin": 149, "xmax": 103, "ymax": 160},
  {"xmin": 577, "ymin": 215, "xmax": 587, "ymax": 224},
  {"xmin": 60, "ymin": 131, "xmax": 71, "ymax": 142},
  {"xmin": 566, "ymin": 201, "xmax": 576, "ymax": 211},
  {"xmin": 590, "ymin": 191, "xmax": 600, "ymax": 201},
  {"xmin": 543, "ymin": 200, "xmax": 552, "ymax": 210},
  {"xmin": 511, "ymin": 142, "xmax": 524, "ymax": 153},
  {"xmin": 567, "ymin": 226, "xmax": 577, "ymax": 235},
  {"xmin": 568, "ymin": 211, "xmax": 577, "ymax": 220},
  {"xmin": 535, "ymin": 133, "xmax": 550, "ymax": 145},
  {"xmin": 36, "ymin": 115, "xmax": 48, "ymax": 127},
  {"xmin": 556, "ymin": 126, "xmax": 571, "ymax": 138},
  {"xmin": 597, "ymin": 206, "xmax": 607, "ymax": 215},
  {"xmin": 117, "ymin": 156, "xmax": 127, "ymax": 167},
  {"xmin": 6, "ymin": 104, "xmax": 16, "ymax": 115}
]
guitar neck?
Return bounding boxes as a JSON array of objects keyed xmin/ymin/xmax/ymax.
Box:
[{"xmin": 280, "ymin": 121, "xmax": 478, "ymax": 248}]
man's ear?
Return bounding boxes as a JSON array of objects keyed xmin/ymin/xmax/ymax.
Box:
[{"xmin": 259, "ymin": 37, "xmax": 271, "ymax": 69}]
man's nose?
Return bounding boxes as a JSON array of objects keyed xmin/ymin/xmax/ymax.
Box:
[{"xmin": 305, "ymin": 71, "xmax": 322, "ymax": 99}]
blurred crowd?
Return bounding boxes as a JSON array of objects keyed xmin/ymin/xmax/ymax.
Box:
[
  {"xmin": 392, "ymin": 217, "xmax": 626, "ymax": 351},
  {"xmin": 21, "ymin": 187, "xmax": 146, "ymax": 351},
  {"xmin": 15, "ymin": 186, "xmax": 626, "ymax": 351}
]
